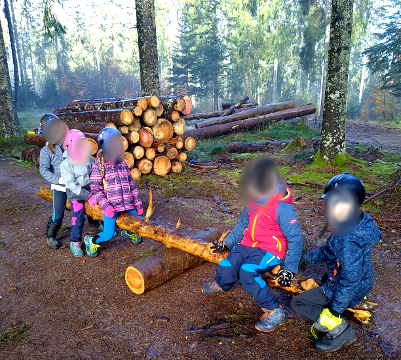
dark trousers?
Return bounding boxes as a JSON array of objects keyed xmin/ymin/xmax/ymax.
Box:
[
  {"xmin": 52, "ymin": 190, "xmax": 67, "ymax": 224},
  {"xmin": 291, "ymin": 287, "xmax": 329, "ymax": 321},
  {"xmin": 70, "ymin": 200, "xmax": 86, "ymax": 242},
  {"xmin": 216, "ymin": 244, "xmax": 282, "ymax": 309}
]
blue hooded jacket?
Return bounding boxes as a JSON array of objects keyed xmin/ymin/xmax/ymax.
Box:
[{"xmin": 304, "ymin": 212, "xmax": 381, "ymax": 314}]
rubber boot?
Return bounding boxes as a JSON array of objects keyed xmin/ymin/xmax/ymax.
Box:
[
  {"xmin": 313, "ymin": 318, "xmax": 355, "ymax": 352},
  {"xmin": 47, "ymin": 220, "xmax": 61, "ymax": 249}
]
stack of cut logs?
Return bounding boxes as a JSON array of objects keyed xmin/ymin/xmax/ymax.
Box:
[
  {"xmin": 23, "ymin": 95, "xmax": 196, "ymax": 179},
  {"xmin": 183, "ymin": 95, "xmax": 317, "ymax": 140}
]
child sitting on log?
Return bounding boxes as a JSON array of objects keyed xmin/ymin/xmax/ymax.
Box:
[
  {"xmin": 291, "ymin": 172, "xmax": 381, "ymax": 352},
  {"xmin": 39, "ymin": 114, "xmax": 68, "ymax": 249},
  {"xmin": 60, "ymin": 129, "xmax": 99, "ymax": 257},
  {"xmin": 86, "ymin": 127, "xmax": 143, "ymax": 257},
  {"xmin": 202, "ymin": 157, "xmax": 304, "ymax": 332}
]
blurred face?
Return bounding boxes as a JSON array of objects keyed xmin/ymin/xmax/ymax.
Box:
[
  {"xmin": 43, "ymin": 119, "xmax": 69, "ymax": 145},
  {"xmin": 324, "ymin": 187, "xmax": 360, "ymax": 235},
  {"xmin": 67, "ymin": 138, "xmax": 92, "ymax": 165},
  {"xmin": 240, "ymin": 156, "xmax": 282, "ymax": 206},
  {"xmin": 103, "ymin": 134, "xmax": 124, "ymax": 164}
]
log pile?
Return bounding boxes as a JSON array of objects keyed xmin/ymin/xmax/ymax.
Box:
[{"xmin": 22, "ymin": 95, "xmax": 196, "ymax": 178}]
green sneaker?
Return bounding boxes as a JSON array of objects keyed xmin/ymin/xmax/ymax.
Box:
[
  {"xmin": 70, "ymin": 241, "xmax": 84, "ymax": 257},
  {"xmin": 121, "ymin": 231, "xmax": 142, "ymax": 244},
  {"xmin": 84, "ymin": 235, "xmax": 101, "ymax": 257}
]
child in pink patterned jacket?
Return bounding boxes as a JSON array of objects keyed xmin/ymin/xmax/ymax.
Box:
[{"xmin": 85, "ymin": 127, "xmax": 143, "ymax": 257}]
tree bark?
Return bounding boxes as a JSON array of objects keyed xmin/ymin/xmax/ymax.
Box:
[
  {"xmin": 296, "ymin": 12, "xmax": 304, "ymax": 99},
  {"xmin": 24, "ymin": 133, "xmax": 46, "ymax": 147},
  {"xmin": 184, "ymin": 105, "xmax": 316, "ymax": 140},
  {"xmin": 221, "ymin": 101, "xmax": 258, "ymax": 109},
  {"xmin": 135, "ymin": 0, "xmax": 160, "ymax": 96},
  {"xmin": 35, "ymin": 186, "xmax": 376, "ymax": 324},
  {"xmin": 227, "ymin": 138, "xmax": 320, "ymax": 153},
  {"xmin": 67, "ymin": 122, "xmax": 108, "ymax": 134},
  {"xmin": 0, "ymin": 19, "xmax": 19, "ymax": 141},
  {"xmin": 195, "ymin": 101, "xmax": 299, "ymax": 129},
  {"xmin": 219, "ymin": 95, "xmax": 249, "ymax": 117},
  {"xmin": 359, "ymin": 55, "xmax": 367, "ymax": 104},
  {"xmin": 272, "ymin": 50, "xmax": 279, "ymax": 102},
  {"xmin": 320, "ymin": 0, "xmax": 353, "ymax": 162},
  {"xmin": 319, "ymin": 0, "xmax": 332, "ymax": 117},
  {"xmin": 56, "ymin": 108, "xmax": 136, "ymax": 125},
  {"xmin": 4, "ymin": 0, "xmax": 19, "ymax": 108}
]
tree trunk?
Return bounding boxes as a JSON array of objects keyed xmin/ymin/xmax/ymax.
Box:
[
  {"xmin": 184, "ymin": 110, "xmax": 224, "ymax": 121},
  {"xmin": 22, "ymin": 146, "xmax": 41, "ymax": 164},
  {"xmin": 319, "ymin": 0, "xmax": 332, "ymax": 117},
  {"xmin": 359, "ymin": 55, "xmax": 367, "ymax": 104},
  {"xmin": 320, "ymin": 0, "xmax": 353, "ymax": 162},
  {"xmin": 118, "ymin": 125, "xmax": 129, "ymax": 135},
  {"xmin": 129, "ymin": 118, "xmax": 142, "ymax": 132},
  {"xmin": 155, "ymin": 103, "xmax": 164, "ymax": 117},
  {"xmin": 56, "ymin": 108, "xmax": 136, "ymax": 125},
  {"xmin": 0, "ymin": 18, "xmax": 19, "ymax": 139},
  {"xmin": 169, "ymin": 137, "xmax": 184, "ymax": 150},
  {"xmin": 221, "ymin": 101, "xmax": 258, "ymax": 109},
  {"xmin": 219, "ymin": 95, "xmax": 249, "ymax": 117},
  {"xmin": 272, "ymin": 50, "xmax": 279, "ymax": 102},
  {"xmin": 227, "ymin": 138, "xmax": 320, "ymax": 153},
  {"xmin": 296, "ymin": 13, "xmax": 304, "ymax": 99},
  {"xmin": 35, "ymin": 186, "xmax": 376, "ymax": 324},
  {"xmin": 184, "ymin": 105, "xmax": 316, "ymax": 140},
  {"xmin": 195, "ymin": 101, "xmax": 299, "ymax": 129},
  {"xmin": 67, "ymin": 122, "xmax": 108, "ymax": 134},
  {"xmin": 177, "ymin": 152, "xmax": 187, "ymax": 162},
  {"xmin": 10, "ymin": 0, "xmax": 25, "ymax": 104},
  {"xmin": 135, "ymin": 0, "xmax": 160, "ymax": 96},
  {"xmin": 165, "ymin": 146, "xmax": 178, "ymax": 160},
  {"xmin": 4, "ymin": 0, "xmax": 19, "ymax": 108},
  {"xmin": 163, "ymin": 110, "xmax": 180, "ymax": 122},
  {"xmin": 24, "ymin": 133, "xmax": 46, "ymax": 147}
]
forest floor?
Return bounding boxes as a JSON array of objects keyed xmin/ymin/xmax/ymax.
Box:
[{"xmin": 1, "ymin": 126, "xmax": 401, "ymax": 359}]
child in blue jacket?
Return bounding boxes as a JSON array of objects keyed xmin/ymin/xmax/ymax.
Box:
[
  {"xmin": 202, "ymin": 157, "xmax": 304, "ymax": 332},
  {"xmin": 291, "ymin": 172, "xmax": 381, "ymax": 352}
]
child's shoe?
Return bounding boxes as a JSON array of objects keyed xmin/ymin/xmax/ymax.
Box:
[
  {"xmin": 121, "ymin": 231, "xmax": 142, "ymax": 244},
  {"xmin": 255, "ymin": 307, "xmax": 286, "ymax": 332},
  {"xmin": 70, "ymin": 241, "xmax": 84, "ymax": 257},
  {"xmin": 84, "ymin": 235, "xmax": 100, "ymax": 257},
  {"xmin": 201, "ymin": 282, "xmax": 224, "ymax": 295}
]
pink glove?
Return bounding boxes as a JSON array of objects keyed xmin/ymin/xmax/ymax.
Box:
[
  {"xmin": 71, "ymin": 200, "xmax": 84, "ymax": 212},
  {"xmin": 102, "ymin": 205, "xmax": 115, "ymax": 218},
  {"xmin": 88, "ymin": 194, "xmax": 97, "ymax": 207},
  {"xmin": 137, "ymin": 208, "xmax": 143, "ymax": 216}
]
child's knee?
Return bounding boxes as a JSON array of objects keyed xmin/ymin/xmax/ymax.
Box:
[{"xmin": 291, "ymin": 295, "xmax": 301, "ymax": 311}]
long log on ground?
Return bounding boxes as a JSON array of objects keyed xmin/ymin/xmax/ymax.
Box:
[
  {"xmin": 183, "ymin": 105, "xmax": 317, "ymax": 140},
  {"xmin": 125, "ymin": 228, "xmax": 220, "ymax": 294},
  {"xmin": 67, "ymin": 122, "xmax": 108, "ymax": 133},
  {"xmin": 195, "ymin": 101, "xmax": 300, "ymax": 129},
  {"xmin": 227, "ymin": 138, "xmax": 320, "ymax": 153},
  {"xmin": 36, "ymin": 186, "xmax": 376, "ymax": 323},
  {"xmin": 183, "ymin": 106, "xmax": 256, "ymax": 121},
  {"xmin": 221, "ymin": 101, "xmax": 258, "ymax": 109},
  {"xmin": 56, "ymin": 108, "xmax": 140, "ymax": 125},
  {"xmin": 219, "ymin": 95, "xmax": 249, "ymax": 117},
  {"xmin": 24, "ymin": 133, "xmax": 46, "ymax": 147}
]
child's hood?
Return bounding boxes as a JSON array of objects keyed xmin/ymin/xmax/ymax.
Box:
[{"xmin": 351, "ymin": 212, "xmax": 381, "ymax": 246}]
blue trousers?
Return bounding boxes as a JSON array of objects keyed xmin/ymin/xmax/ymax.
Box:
[
  {"xmin": 216, "ymin": 244, "xmax": 282, "ymax": 309},
  {"xmin": 52, "ymin": 190, "xmax": 67, "ymax": 224},
  {"xmin": 96, "ymin": 209, "xmax": 138, "ymax": 243},
  {"xmin": 70, "ymin": 200, "xmax": 86, "ymax": 242}
]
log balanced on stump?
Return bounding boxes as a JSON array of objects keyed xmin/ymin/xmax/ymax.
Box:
[{"xmin": 35, "ymin": 185, "xmax": 377, "ymax": 323}]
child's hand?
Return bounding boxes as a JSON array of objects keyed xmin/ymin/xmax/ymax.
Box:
[
  {"xmin": 88, "ymin": 194, "xmax": 97, "ymax": 207},
  {"xmin": 277, "ymin": 269, "xmax": 294, "ymax": 287},
  {"xmin": 137, "ymin": 208, "xmax": 143, "ymax": 216},
  {"xmin": 210, "ymin": 241, "xmax": 229, "ymax": 253},
  {"xmin": 102, "ymin": 206, "xmax": 115, "ymax": 218}
]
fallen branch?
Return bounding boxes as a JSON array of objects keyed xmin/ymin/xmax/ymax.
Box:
[
  {"xmin": 184, "ymin": 162, "xmax": 220, "ymax": 170},
  {"xmin": 364, "ymin": 178, "xmax": 401, "ymax": 203},
  {"xmin": 213, "ymin": 196, "xmax": 232, "ymax": 214},
  {"xmin": 287, "ymin": 181, "xmax": 325, "ymax": 188}
]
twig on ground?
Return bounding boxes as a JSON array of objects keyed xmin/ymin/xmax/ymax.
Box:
[
  {"xmin": 213, "ymin": 196, "xmax": 232, "ymax": 214},
  {"xmin": 364, "ymin": 178, "xmax": 401, "ymax": 204},
  {"xmin": 294, "ymin": 194, "xmax": 303, "ymax": 202},
  {"xmin": 185, "ymin": 162, "xmax": 220, "ymax": 170},
  {"xmin": 288, "ymin": 181, "xmax": 325, "ymax": 188}
]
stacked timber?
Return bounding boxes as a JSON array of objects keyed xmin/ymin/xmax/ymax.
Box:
[{"xmin": 23, "ymin": 95, "xmax": 196, "ymax": 178}]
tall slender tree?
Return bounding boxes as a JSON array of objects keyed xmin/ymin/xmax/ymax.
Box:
[
  {"xmin": 320, "ymin": 0, "xmax": 354, "ymax": 162},
  {"xmin": 135, "ymin": 0, "xmax": 160, "ymax": 96},
  {"xmin": 0, "ymin": 18, "xmax": 19, "ymax": 139}
]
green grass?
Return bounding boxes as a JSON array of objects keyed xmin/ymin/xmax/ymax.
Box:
[
  {"xmin": 189, "ymin": 122, "xmax": 320, "ymax": 161},
  {"xmin": 0, "ymin": 325, "xmax": 30, "ymax": 343},
  {"xmin": 17, "ymin": 109, "xmax": 53, "ymax": 131}
]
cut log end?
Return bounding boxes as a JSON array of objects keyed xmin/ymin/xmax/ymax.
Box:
[
  {"xmin": 118, "ymin": 125, "xmax": 129, "ymax": 135},
  {"xmin": 123, "ymin": 152, "xmax": 135, "ymax": 168},
  {"xmin": 122, "ymin": 136, "xmax": 129, "ymax": 151},
  {"xmin": 143, "ymin": 108, "xmax": 157, "ymax": 126},
  {"xmin": 133, "ymin": 145, "xmax": 145, "ymax": 160},
  {"xmin": 137, "ymin": 158, "xmax": 153, "ymax": 174},
  {"xmin": 166, "ymin": 147, "xmax": 178, "ymax": 160},
  {"xmin": 173, "ymin": 118, "xmax": 185, "ymax": 136},
  {"xmin": 126, "ymin": 131, "xmax": 139, "ymax": 144},
  {"xmin": 145, "ymin": 147, "xmax": 156, "ymax": 160},
  {"xmin": 133, "ymin": 106, "xmax": 143, "ymax": 117},
  {"xmin": 120, "ymin": 109, "xmax": 134, "ymax": 125},
  {"xmin": 87, "ymin": 138, "xmax": 98, "ymax": 155},
  {"xmin": 153, "ymin": 119, "xmax": 174, "ymax": 143},
  {"xmin": 153, "ymin": 156, "xmax": 171, "ymax": 176},
  {"xmin": 128, "ymin": 118, "xmax": 141, "ymax": 132},
  {"xmin": 125, "ymin": 266, "xmax": 146, "ymax": 294},
  {"xmin": 130, "ymin": 168, "xmax": 142, "ymax": 180},
  {"xmin": 106, "ymin": 122, "xmax": 117, "ymax": 129},
  {"xmin": 171, "ymin": 161, "xmax": 183, "ymax": 173},
  {"xmin": 155, "ymin": 104, "xmax": 164, "ymax": 117},
  {"xmin": 137, "ymin": 98, "xmax": 148, "ymax": 111},
  {"xmin": 184, "ymin": 137, "xmax": 196, "ymax": 151}
]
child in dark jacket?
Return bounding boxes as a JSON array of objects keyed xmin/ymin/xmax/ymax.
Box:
[
  {"xmin": 202, "ymin": 157, "xmax": 303, "ymax": 332},
  {"xmin": 291, "ymin": 172, "xmax": 381, "ymax": 352},
  {"xmin": 86, "ymin": 127, "xmax": 143, "ymax": 257},
  {"xmin": 39, "ymin": 114, "xmax": 67, "ymax": 249}
]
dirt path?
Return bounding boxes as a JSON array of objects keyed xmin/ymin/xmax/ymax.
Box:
[
  {"xmin": 307, "ymin": 119, "xmax": 401, "ymax": 152},
  {"xmin": 0, "ymin": 160, "xmax": 400, "ymax": 359}
]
